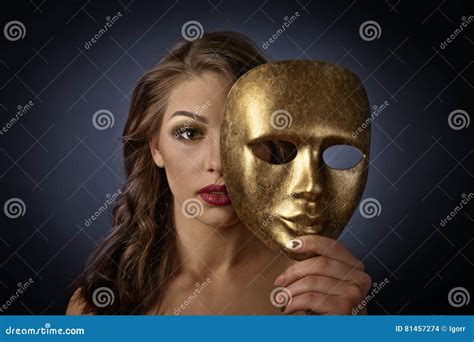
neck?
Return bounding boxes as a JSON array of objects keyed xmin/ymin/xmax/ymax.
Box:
[{"xmin": 171, "ymin": 198, "xmax": 272, "ymax": 279}]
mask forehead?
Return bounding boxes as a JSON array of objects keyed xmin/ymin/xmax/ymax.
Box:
[{"xmin": 226, "ymin": 60, "xmax": 370, "ymax": 152}]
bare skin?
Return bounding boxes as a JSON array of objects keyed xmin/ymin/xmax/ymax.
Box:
[{"xmin": 67, "ymin": 72, "xmax": 371, "ymax": 315}]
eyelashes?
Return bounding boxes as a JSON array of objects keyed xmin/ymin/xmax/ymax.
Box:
[{"xmin": 172, "ymin": 124, "xmax": 205, "ymax": 141}]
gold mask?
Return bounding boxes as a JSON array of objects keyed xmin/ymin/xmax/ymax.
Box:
[{"xmin": 221, "ymin": 60, "xmax": 371, "ymax": 261}]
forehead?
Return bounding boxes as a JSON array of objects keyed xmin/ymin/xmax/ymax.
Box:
[
  {"xmin": 224, "ymin": 61, "xmax": 370, "ymax": 144},
  {"xmin": 165, "ymin": 72, "xmax": 233, "ymax": 119}
]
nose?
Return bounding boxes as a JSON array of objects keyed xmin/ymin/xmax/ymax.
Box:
[
  {"xmin": 292, "ymin": 146, "xmax": 323, "ymax": 202},
  {"xmin": 205, "ymin": 134, "xmax": 223, "ymax": 176}
]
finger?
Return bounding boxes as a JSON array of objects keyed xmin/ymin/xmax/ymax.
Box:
[
  {"xmin": 285, "ymin": 275, "xmax": 355, "ymax": 298},
  {"xmin": 275, "ymin": 256, "xmax": 371, "ymax": 289},
  {"xmin": 283, "ymin": 292, "xmax": 340, "ymax": 315},
  {"xmin": 285, "ymin": 235, "xmax": 364, "ymax": 270}
]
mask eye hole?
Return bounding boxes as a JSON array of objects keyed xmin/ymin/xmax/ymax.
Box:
[
  {"xmin": 250, "ymin": 140, "xmax": 297, "ymax": 165},
  {"xmin": 322, "ymin": 144, "xmax": 364, "ymax": 170}
]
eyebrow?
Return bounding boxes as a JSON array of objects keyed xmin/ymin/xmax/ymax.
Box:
[{"xmin": 170, "ymin": 111, "xmax": 208, "ymax": 124}]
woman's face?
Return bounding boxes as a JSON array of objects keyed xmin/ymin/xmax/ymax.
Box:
[{"xmin": 150, "ymin": 72, "xmax": 241, "ymax": 228}]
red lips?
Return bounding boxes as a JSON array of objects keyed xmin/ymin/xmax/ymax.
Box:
[
  {"xmin": 197, "ymin": 184, "xmax": 231, "ymax": 206},
  {"xmin": 197, "ymin": 184, "xmax": 228, "ymax": 194}
]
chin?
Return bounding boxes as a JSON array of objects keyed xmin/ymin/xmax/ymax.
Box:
[{"xmin": 201, "ymin": 208, "xmax": 240, "ymax": 227}]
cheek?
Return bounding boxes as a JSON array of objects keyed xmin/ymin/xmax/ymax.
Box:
[
  {"xmin": 159, "ymin": 135, "xmax": 205, "ymax": 197},
  {"xmin": 326, "ymin": 170, "xmax": 365, "ymax": 212}
]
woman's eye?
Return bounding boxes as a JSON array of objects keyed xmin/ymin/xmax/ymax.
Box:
[{"xmin": 173, "ymin": 127, "xmax": 204, "ymax": 140}]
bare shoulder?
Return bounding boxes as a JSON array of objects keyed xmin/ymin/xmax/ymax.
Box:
[{"xmin": 66, "ymin": 288, "xmax": 90, "ymax": 315}]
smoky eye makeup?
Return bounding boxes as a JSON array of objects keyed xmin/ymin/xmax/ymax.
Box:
[{"xmin": 170, "ymin": 122, "xmax": 206, "ymax": 141}]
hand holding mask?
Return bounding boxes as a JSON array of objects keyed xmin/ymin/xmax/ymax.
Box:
[{"xmin": 221, "ymin": 60, "xmax": 371, "ymax": 261}]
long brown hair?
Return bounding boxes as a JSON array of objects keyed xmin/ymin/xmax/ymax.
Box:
[{"xmin": 74, "ymin": 31, "xmax": 269, "ymax": 314}]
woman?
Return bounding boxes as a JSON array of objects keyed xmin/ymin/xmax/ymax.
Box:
[{"xmin": 66, "ymin": 31, "xmax": 371, "ymax": 315}]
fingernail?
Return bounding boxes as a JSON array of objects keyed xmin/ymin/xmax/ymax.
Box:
[
  {"xmin": 274, "ymin": 273, "xmax": 285, "ymax": 286},
  {"xmin": 280, "ymin": 305, "xmax": 286, "ymax": 313},
  {"xmin": 286, "ymin": 238, "xmax": 303, "ymax": 250}
]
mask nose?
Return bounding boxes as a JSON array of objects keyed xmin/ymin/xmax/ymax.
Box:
[{"xmin": 292, "ymin": 146, "xmax": 323, "ymax": 202}]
